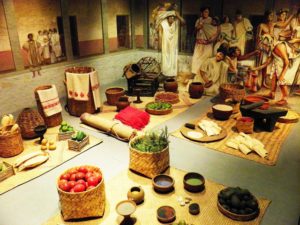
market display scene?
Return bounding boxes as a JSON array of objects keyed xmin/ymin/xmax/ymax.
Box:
[{"xmin": 0, "ymin": 0, "xmax": 299, "ymax": 225}]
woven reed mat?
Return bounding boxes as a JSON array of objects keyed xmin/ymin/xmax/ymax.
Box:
[
  {"xmin": 0, "ymin": 127, "xmax": 102, "ymax": 195},
  {"xmin": 83, "ymin": 92, "xmax": 204, "ymax": 131},
  {"xmin": 44, "ymin": 167, "xmax": 270, "ymax": 225},
  {"xmin": 172, "ymin": 111, "xmax": 294, "ymax": 166}
]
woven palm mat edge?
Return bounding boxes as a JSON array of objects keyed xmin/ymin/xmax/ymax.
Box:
[
  {"xmin": 171, "ymin": 112, "xmax": 295, "ymax": 166},
  {"xmin": 44, "ymin": 167, "xmax": 271, "ymax": 225}
]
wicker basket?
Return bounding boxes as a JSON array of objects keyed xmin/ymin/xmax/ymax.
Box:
[
  {"xmin": 57, "ymin": 165, "xmax": 105, "ymax": 220},
  {"xmin": 129, "ymin": 136, "xmax": 170, "ymax": 178},
  {"xmin": 219, "ymin": 83, "xmax": 246, "ymax": 102},
  {"xmin": 236, "ymin": 117, "xmax": 254, "ymax": 134},
  {"xmin": 65, "ymin": 67, "xmax": 97, "ymax": 117},
  {"xmin": 0, "ymin": 126, "xmax": 24, "ymax": 158},
  {"xmin": 34, "ymin": 85, "xmax": 62, "ymax": 127},
  {"xmin": 105, "ymin": 87, "xmax": 125, "ymax": 106},
  {"xmin": 68, "ymin": 136, "xmax": 89, "ymax": 151},
  {"xmin": 17, "ymin": 108, "xmax": 45, "ymax": 139},
  {"xmin": 0, "ymin": 162, "xmax": 15, "ymax": 182}
]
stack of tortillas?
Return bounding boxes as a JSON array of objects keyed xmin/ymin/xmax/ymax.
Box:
[{"xmin": 278, "ymin": 110, "xmax": 299, "ymax": 123}]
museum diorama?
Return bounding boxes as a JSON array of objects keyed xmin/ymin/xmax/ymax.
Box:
[{"xmin": 0, "ymin": 0, "xmax": 300, "ymax": 224}]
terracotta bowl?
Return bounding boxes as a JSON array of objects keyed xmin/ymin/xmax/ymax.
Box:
[
  {"xmin": 152, "ymin": 174, "xmax": 174, "ymax": 193},
  {"xmin": 243, "ymin": 95, "xmax": 270, "ymax": 110},
  {"xmin": 157, "ymin": 205, "xmax": 176, "ymax": 223},
  {"xmin": 183, "ymin": 172, "xmax": 205, "ymax": 193},
  {"xmin": 212, "ymin": 104, "xmax": 233, "ymax": 120}
]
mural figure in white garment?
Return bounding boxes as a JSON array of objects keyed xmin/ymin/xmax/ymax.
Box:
[{"xmin": 157, "ymin": 4, "xmax": 185, "ymax": 77}]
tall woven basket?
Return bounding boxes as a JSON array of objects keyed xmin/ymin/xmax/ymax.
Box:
[
  {"xmin": 0, "ymin": 126, "xmax": 24, "ymax": 158},
  {"xmin": 17, "ymin": 108, "xmax": 45, "ymax": 139},
  {"xmin": 129, "ymin": 136, "xmax": 170, "ymax": 178},
  {"xmin": 34, "ymin": 85, "xmax": 62, "ymax": 127},
  {"xmin": 65, "ymin": 67, "xmax": 96, "ymax": 117},
  {"xmin": 219, "ymin": 83, "xmax": 245, "ymax": 102},
  {"xmin": 57, "ymin": 165, "xmax": 105, "ymax": 220}
]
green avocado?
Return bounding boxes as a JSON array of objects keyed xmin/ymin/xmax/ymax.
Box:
[
  {"xmin": 61, "ymin": 121, "xmax": 67, "ymax": 126},
  {"xmin": 231, "ymin": 194, "xmax": 241, "ymax": 209},
  {"xmin": 71, "ymin": 134, "xmax": 77, "ymax": 140},
  {"xmin": 247, "ymin": 199, "xmax": 258, "ymax": 210}
]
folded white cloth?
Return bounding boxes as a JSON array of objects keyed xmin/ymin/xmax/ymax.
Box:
[
  {"xmin": 37, "ymin": 85, "xmax": 62, "ymax": 117},
  {"xmin": 90, "ymin": 71, "xmax": 102, "ymax": 110},
  {"xmin": 66, "ymin": 72, "xmax": 90, "ymax": 101}
]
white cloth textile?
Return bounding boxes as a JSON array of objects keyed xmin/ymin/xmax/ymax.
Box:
[
  {"xmin": 66, "ymin": 72, "xmax": 90, "ymax": 101},
  {"xmin": 161, "ymin": 19, "xmax": 179, "ymax": 76},
  {"xmin": 89, "ymin": 71, "xmax": 102, "ymax": 110},
  {"xmin": 232, "ymin": 18, "xmax": 253, "ymax": 55},
  {"xmin": 37, "ymin": 85, "xmax": 62, "ymax": 117}
]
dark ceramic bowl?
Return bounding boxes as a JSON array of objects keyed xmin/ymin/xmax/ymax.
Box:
[
  {"xmin": 152, "ymin": 174, "xmax": 174, "ymax": 193},
  {"xmin": 212, "ymin": 104, "xmax": 233, "ymax": 120},
  {"xmin": 34, "ymin": 125, "xmax": 47, "ymax": 144},
  {"xmin": 184, "ymin": 172, "xmax": 205, "ymax": 193},
  {"xmin": 189, "ymin": 203, "xmax": 200, "ymax": 215},
  {"xmin": 157, "ymin": 205, "xmax": 176, "ymax": 223}
]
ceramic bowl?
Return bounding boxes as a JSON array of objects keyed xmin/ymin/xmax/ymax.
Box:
[
  {"xmin": 243, "ymin": 95, "xmax": 270, "ymax": 110},
  {"xmin": 189, "ymin": 203, "xmax": 200, "ymax": 215},
  {"xmin": 116, "ymin": 200, "xmax": 136, "ymax": 217},
  {"xmin": 152, "ymin": 174, "xmax": 174, "ymax": 193},
  {"xmin": 183, "ymin": 172, "xmax": 205, "ymax": 193},
  {"xmin": 157, "ymin": 205, "xmax": 176, "ymax": 223},
  {"xmin": 212, "ymin": 104, "xmax": 233, "ymax": 120},
  {"xmin": 127, "ymin": 186, "xmax": 144, "ymax": 205}
]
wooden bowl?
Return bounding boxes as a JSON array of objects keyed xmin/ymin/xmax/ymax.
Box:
[
  {"xmin": 183, "ymin": 172, "xmax": 205, "ymax": 193},
  {"xmin": 212, "ymin": 104, "xmax": 233, "ymax": 120},
  {"xmin": 243, "ymin": 95, "xmax": 269, "ymax": 110},
  {"xmin": 145, "ymin": 102, "xmax": 173, "ymax": 115},
  {"xmin": 157, "ymin": 205, "xmax": 176, "ymax": 223},
  {"xmin": 152, "ymin": 174, "xmax": 174, "ymax": 193},
  {"xmin": 217, "ymin": 201, "xmax": 259, "ymax": 221}
]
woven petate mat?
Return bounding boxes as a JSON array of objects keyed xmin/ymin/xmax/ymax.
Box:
[
  {"xmin": 0, "ymin": 127, "xmax": 102, "ymax": 195},
  {"xmin": 85, "ymin": 92, "xmax": 204, "ymax": 131},
  {"xmin": 172, "ymin": 111, "xmax": 294, "ymax": 166},
  {"xmin": 44, "ymin": 167, "xmax": 270, "ymax": 225}
]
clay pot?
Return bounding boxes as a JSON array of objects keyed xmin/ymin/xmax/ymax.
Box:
[
  {"xmin": 127, "ymin": 186, "xmax": 144, "ymax": 205},
  {"xmin": 188, "ymin": 82, "xmax": 204, "ymax": 99},
  {"xmin": 116, "ymin": 96, "xmax": 130, "ymax": 111},
  {"xmin": 164, "ymin": 78, "xmax": 178, "ymax": 92}
]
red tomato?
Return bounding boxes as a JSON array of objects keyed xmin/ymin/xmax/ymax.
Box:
[
  {"xmin": 85, "ymin": 172, "xmax": 94, "ymax": 180},
  {"xmin": 76, "ymin": 179, "xmax": 87, "ymax": 187},
  {"xmin": 86, "ymin": 185, "xmax": 96, "ymax": 190},
  {"xmin": 78, "ymin": 166, "xmax": 88, "ymax": 174},
  {"xmin": 70, "ymin": 174, "xmax": 76, "ymax": 181},
  {"xmin": 59, "ymin": 182, "xmax": 71, "ymax": 192},
  {"xmin": 68, "ymin": 181, "xmax": 76, "ymax": 189},
  {"xmin": 93, "ymin": 172, "xmax": 102, "ymax": 183},
  {"xmin": 75, "ymin": 172, "xmax": 85, "ymax": 180},
  {"xmin": 73, "ymin": 183, "xmax": 86, "ymax": 192},
  {"xmin": 68, "ymin": 168, "xmax": 78, "ymax": 174},
  {"xmin": 60, "ymin": 173, "xmax": 71, "ymax": 181},
  {"xmin": 87, "ymin": 176, "xmax": 99, "ymax": 187},
  {"xmin": 58, "ymin": 179, "xmax": 68, "ymax": 185},
  {"xmin": 70, "ymin": 188, "xmax": 75, "ymax": 193}
]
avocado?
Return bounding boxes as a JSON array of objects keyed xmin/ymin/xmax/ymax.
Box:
[
  {"xmin": 230, "ymin": 208, "xmax": 238, "ymax": 214},
  {"xmin": 231, "ymin": 194, "xmax": 241, "ymax": 209},
  {"xmin": 223, "ymin": 188, "xmax": 235, "ymax": 200},
  {"xmin": 67, "ymin": 127, "xmax": 74, "ymax": 132},
  {"xmin": 222, "ymin": 204, "xmax": 230, "ymax": 211},
  {"xmin": 245, "ymin": 207, "xmax": 254, "ymax": 214},
  {"xmin": 219, "ymin": 198, "xmax": 226, "ymax": 205},
  {"xmin": 71, "ymin": 134, "xmax": 77, "ymax": 140},
  {"xmin": 61, "ymin": 121, "xmax": 67, "ymax": 126},
  {"xmin": 239, "ymin": 209, "xmax": 246, "ymax": 215},
  {"xmin": 247, "ymin": 199, "xmax": 258, "ymax": 210}
]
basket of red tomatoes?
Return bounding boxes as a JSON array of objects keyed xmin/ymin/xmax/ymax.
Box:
[{"xmin": 57, "ymin": 165, "xmax": 105, "ymax": 220}]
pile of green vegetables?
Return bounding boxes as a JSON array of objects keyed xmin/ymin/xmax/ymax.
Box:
[
  {"xmin": 71, "ymin": 131, "xmax": 87, "ymax": 142},
  {"xmin": 59, "ymin": 121, "xmax": 74, "ymax": 133},
  {"xmin": 218, "ymin": 187, "xmax": 259, "ymax": 215},
  {"xmin": 147, "ymin": 102, "xmax": 172, "ymax": 110},
  {"xmin": 131, "ymin": 127, "xmax": 169, "ymax": 153}
]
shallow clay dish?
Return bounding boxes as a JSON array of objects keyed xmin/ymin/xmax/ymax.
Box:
[
  {"xmin": 180, "ymin": 120, "xmax": 227, "ymax": 143},
  {"xmin": 157, "ymin": 205, "xmax": 176, "ymax": 223},
  {"xmin": 152, "ymin": 174, "xmax": 174, "ymax": 193}
]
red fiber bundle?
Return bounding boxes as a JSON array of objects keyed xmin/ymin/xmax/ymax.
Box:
[{"xmin": 114, "ymin": 106, "xmax": 150, "ymax": 130}]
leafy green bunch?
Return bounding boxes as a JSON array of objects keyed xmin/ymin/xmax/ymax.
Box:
[{"xmin": 131, "ymin": 127, "xmax": 169, "ymax": 153}]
